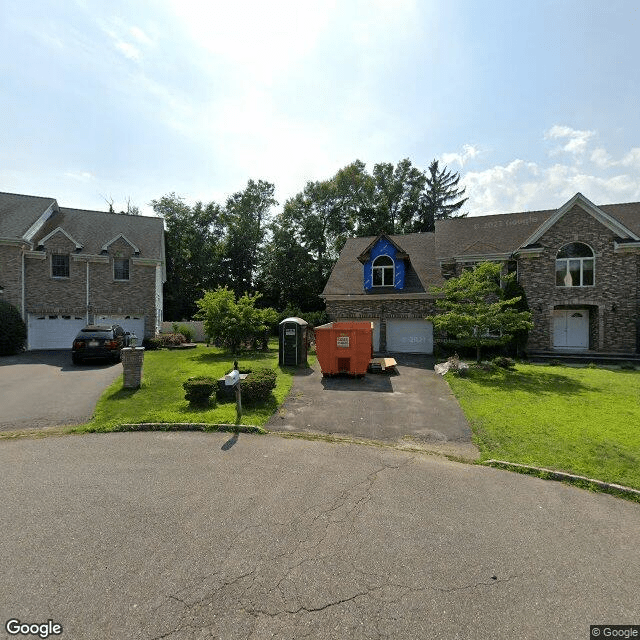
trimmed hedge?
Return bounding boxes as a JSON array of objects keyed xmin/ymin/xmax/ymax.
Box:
[
  {"xmin": 183, "ymin": 377, "xmax": 217, "ymax": 406},
  {"xmin": 0, "ymin": 300, "xmax": 27, "ymax": 356},
  {"xmin": 241, "ymin": 367, "xmax": 277, "ymax": 403},
  {"xmin": 159, "ymin": 332, "xmax": 186, "ymax": 347}
]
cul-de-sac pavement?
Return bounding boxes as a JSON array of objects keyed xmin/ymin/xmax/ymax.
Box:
[{"xmin": 1, "ymin": 429, "xmax": 638, "ymax": 640}]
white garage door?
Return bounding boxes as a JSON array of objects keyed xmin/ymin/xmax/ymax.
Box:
[
  {"xmin": 95, "ymin": 315, "xmax": 146, "ymax": 339},
  {"xmin": 338, "ymin": 319, "xmax": 379, "ymax": 351},
  {"xmin": 28, "ymin": 314, "xmax": 87, "ymax": 350},
  {"xmin": 386, "ymin": 319, "xmax": 433, "ymax": 354}
]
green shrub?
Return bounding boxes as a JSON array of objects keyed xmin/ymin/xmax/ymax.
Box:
[
  {"xmin": 159, "ymin": 332, "xmax": 186, "ymax": 347},
  {"xmin": 492, "ymin": 356, "xmax": 516, "ymax": 370},
  {"xmin": 176, "ymin": 324, "xmax": 195, "ymax": 342},
  {"xmin": 620, "ymin": 361, "xmax": 637, "ymax": 371},
  {"xmin": 183, "ymin": 377, "xmax": 217, "ymax": 406},
  {"xmin": 0, "ymin": 300, "xmax": 27, "ymax": 356},
  {"xmin": 143, "ymin": 336, "xmax": 163, "ymax": 350},
  {"xmin": 241, "ymin": 367, "xmax": 277, "ymax": 403}
]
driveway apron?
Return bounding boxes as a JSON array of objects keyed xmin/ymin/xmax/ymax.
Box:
[
  {"xmin": 0, "ymin": 350, "xmax": 122, "ymax": 431},
  {"xmin": 268, "ymin": 355, "xmax": 478, "ymax": 459}
]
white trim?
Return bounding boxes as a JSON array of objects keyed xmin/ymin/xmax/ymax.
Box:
[
  {"xmin": 24, "ymin": 251, "xmax": 46, "ymax": 260},
  {"xmin": 23, "ymin": 201, "xmax": 58, "ymax": 243},
  {"xmin": 372, "ymin": 254, "xmax": 395, "ymax": 287},
  {"xmin": 101, "ymin": 234, "xmax": 140, "ymax": 254},
  {"xmin": 614, "ymin": 240, "xmax": 640, "ymax": 253},
  {"xmin": 520, "ymin": 192, "xmax": 640, "ymax": 248},
  {"xmin": 454, "ymin": 252, "xmax": 512, "ymax": 262},
  {"xmin": 38, "ymin": 226, "xmax": 83, "ymax": 250},
  {"xmin": 324, "ymin": 293, "xmax": 435, "ymax": 301}
]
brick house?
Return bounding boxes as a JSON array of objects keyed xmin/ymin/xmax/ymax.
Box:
[
  {"xmin": 0, "ymin": 192, "xmax": 165, "ymax": 349},
  {"xmin": 322, "ymin": 193, "xmax": 640, "ymax": 356}
]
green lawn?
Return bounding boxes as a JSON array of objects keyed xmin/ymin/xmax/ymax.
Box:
[
  {"xmin": 75, "ymin": 343, "xmax": 296, "ymax": 432},
  {"xmin": 446, "ymin": 363, "xmax": 640, "ymax": 490}
]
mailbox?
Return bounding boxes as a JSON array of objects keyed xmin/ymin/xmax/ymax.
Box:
[
  {"xmin": 225, "ymin": 370, "xmax": 240, "ymax": 386},
  {"xmin": 279, "ymin": 317, "xmax": 309, "ymax": 366}
]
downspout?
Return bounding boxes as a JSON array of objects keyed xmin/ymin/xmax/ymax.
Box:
[
  {"xmin": 21, "ymin": 249, "xmax": 26, "ymax": 321},
  {"xmin": 86, "ymin": 260, "xmax": 90, "ymax": 324}
]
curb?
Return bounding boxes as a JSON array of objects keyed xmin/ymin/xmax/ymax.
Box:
[
  {"xmin": 116, "ymin": 423, "xmax": 266, "ymax": 434},
  {"xmin": 483, "ymin": 459, "xmax": 640, "ymax": 500}
]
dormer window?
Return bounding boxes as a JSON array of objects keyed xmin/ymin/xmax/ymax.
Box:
[
  {"xmin": 555, "ymin": 242, "xmax": 594, "ymax": 287},
  {"xmin": 372, "ymin": 255, "xmax": 394, "ymax": 286}
]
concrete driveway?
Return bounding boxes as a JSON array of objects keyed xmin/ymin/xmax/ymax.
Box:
[
  {"xmin": 0, "ymin": 350, "xmax": 122, "ymax": 431},
  {"xmin": 268, "ymin": 355, "xmax": 478, "ymax": 459},
  {"xmin": 0, "ymin": 432, "xmax": 638, "ymax": 640}
]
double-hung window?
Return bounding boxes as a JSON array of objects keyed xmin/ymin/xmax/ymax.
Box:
[
  {"xmin": 555, "ymin": 243, "xmax": 594, "ymax": 287},
  {"xmin": 52, "ymin": 254, "xmax": 69, "ymax": 278},
  {"xmin": 114, "ymin": 258, "xmax": 130, "ymax": 281}
]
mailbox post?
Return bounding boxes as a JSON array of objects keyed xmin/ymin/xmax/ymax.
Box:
[{"xmin": 225, "ymin": 360, "xmax": 242, "ymax": 419}]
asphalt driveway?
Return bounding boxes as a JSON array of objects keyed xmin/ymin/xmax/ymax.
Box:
[
  {"xmin": 1, "ymin": 432, "xmax": 638, "ymax": 640},
  {"xmin": 268, "ymin": 355, "xmax": 478, "ymax": 459},
  {"xmin": 0, "ymin": 350, "xmax": 122, "ymax": 431}
]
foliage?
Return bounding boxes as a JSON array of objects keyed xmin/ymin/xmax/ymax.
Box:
[
  {"xmin": 429, "ymin": 262, "xmax": 533, "ymax": 363},
  {"xmin": 446, "ymin": 363, "xmax": 640, "ymax": 491},
  {"xmin": 411, "ymin": 159, "xmax": 468, "ymax": 232},
  {"xmin": 492, "ymin": 356, "xmax": 516, "ymax": 370},
  {"xmin": 142, "ymin": 337, "xmax": 163, "ymax": 350},
  {"xmin": 0, "ymin": 300, "xmax": 27, "ymax": 356},
  {"xmin": 174, "ymin": 323, "xmax": 195, "ymax": 342},
  {"xmin": 196, "ymin": 286, "xmax": 277, "ymax": 352},
  {"xmin": 151, "ymin": 193, "xmax": 226, "ymax": 321},
  {"xmin": 240, "ymin": 367, "xmax": 277, "ymax": 403},
  {"xmin": 183, "ymin": 377, "xmax": 217, "ymax": 406},
  {"xmin": 158, "ymin": 332, "xmax": 186, "ymax": 347}
]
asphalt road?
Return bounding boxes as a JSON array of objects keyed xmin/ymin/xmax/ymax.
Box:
[
  {"xmin": 0, "ymin": 350, "xmax": 121, "ymax": 431},
  {"xmin": 0, "ymin": 432, "xmax": 638, "ymax": 639}
]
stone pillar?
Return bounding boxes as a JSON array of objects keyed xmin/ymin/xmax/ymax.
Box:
[{"xmin": 121, "ymin": 347, "xmax": 145, "ymax": 389}]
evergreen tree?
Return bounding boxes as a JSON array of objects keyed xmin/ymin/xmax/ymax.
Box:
[{"xmin": 414, "ymin": 160, "xmax": 468, "ymax": 232}]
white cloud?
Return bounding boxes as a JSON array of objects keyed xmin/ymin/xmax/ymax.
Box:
[
  {"xmin": 545, "ymin": 125, "xmax": 595, "ymax": 155},
  {"xmin": 463, "ymin": 132, "xmax": 640, "ymax": 216},
  {"xmin": 64, "ymin": 171, "xmax": 95, "ymax": 181},
  {"xmin": 441, "ymin": 144, "xmax": 480, "ymax": 167}
]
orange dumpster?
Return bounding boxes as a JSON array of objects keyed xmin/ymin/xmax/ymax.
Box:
[{"xmin": 314, "ymin": 321, "xmax": 373, "ymax": 376}]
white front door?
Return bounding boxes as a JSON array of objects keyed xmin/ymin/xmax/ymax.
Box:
[{"xmin": 553, "ymin": 309, "xmax": 589, "ymax": 349}]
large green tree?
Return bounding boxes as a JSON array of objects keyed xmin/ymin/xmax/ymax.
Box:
[
  {"xmin": 428, "ymin": 262, "xmax": 533, "ymax": 362},
  {"xmin": 412, "ymin": 159, "xmax": 468, "ymax": 232},
  {"xmin": 151, "ymin": 193, "xmax": 225, "ymax": 321},
  {"xmin": 223, "ymin": 179, "xmax": 277, "ymax": 296}
]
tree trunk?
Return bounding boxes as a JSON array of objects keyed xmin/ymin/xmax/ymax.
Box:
[{"xmin": 476, "ymin": 343, "xmax": 481, "ymax": 363}]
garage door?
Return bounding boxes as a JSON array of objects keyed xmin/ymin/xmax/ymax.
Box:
[
  {"xmin": 28, "ymin": 314, "xmax": 87, "ymax": 350},
  {"xmin": 338, "ymin": 319, "xmax": 380, "ymax": 351},
  {"xmin": 386, "ymin": 319, "xmax": 433, "ymax": 354},
  {"xmin": 95, "ymin": 315, "xmax": 146, "ymax": 339}
]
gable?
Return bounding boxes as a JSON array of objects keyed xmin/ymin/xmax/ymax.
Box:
[
  {"xmin": 363, "ymin": 236, "xmax": 406, "ymax": 291},
  {"xmin": 520, "ymin": 193, "xmax": 640, "ymax": 248},
  {"xmin": 37, "ymin": 226, "xmax": 83, "ymax": 251}
]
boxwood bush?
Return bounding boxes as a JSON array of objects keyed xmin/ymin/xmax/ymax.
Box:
[
  {"xmin": 241, "ymin": 367, "xmax": 277, "ymax": 403},
  {"xmin": 0, "ymin": 300, "xmax": 27, "ymax": 356},
  {"xmin": 183, "ymin": 377, "xmax": 217, "ymax": 406}
]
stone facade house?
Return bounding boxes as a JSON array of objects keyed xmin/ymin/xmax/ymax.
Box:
[
  {"xmin": 0, "ymin": 192, "xmax": 165, "ymax": 349},
  {"xmin": 323, "ymin": 193, "xmax": 640, "ymax": 356}
]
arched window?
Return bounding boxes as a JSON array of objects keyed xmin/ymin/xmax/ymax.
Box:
[
  {"xmin": 555, "ymin": 242, "xmax": 594, "ymax": 287},
  {"xmin": 372, "ymin": 255, "xmax": 394, "ymax": 286}
]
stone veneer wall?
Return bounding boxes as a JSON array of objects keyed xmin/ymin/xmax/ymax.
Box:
[
  {"xmin": 0, "ymin": 245, "xmax": 24, "ymax": 312},
  {"xmin": 23, "ymin": 233, "xmax": 158, "ymax": 337},
  {"xmin": 326, "ymin": 297, "xmax": 437, "ymax": 352},
  {"xmin": 517, "ymin": 205, "xmax": 639, "ymax": 353}
]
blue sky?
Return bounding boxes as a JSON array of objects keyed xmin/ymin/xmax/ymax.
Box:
[{"xmin": 2, "ymin": 0, "xmax": 639, "ymax": 217}]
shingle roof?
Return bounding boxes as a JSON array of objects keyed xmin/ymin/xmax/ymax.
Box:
[
  {"xmin": 0, "ymin": 192, "xmax": 164, "ymax": 261},
  {"xmin": 435, "ymin": 201, "xmax": 640, "ymax": 259},
  {"xmin": 322, "ymin": 232, "xmax": 444, "ymax": 297},
  {"xmin": 0, "ymin": 192, "xmax": 56, "ymax": 238}
]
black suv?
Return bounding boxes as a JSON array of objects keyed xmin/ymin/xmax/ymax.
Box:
[{"xmin": 72, "ymin": 324, "xmax": 130, "ymax": 365}]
